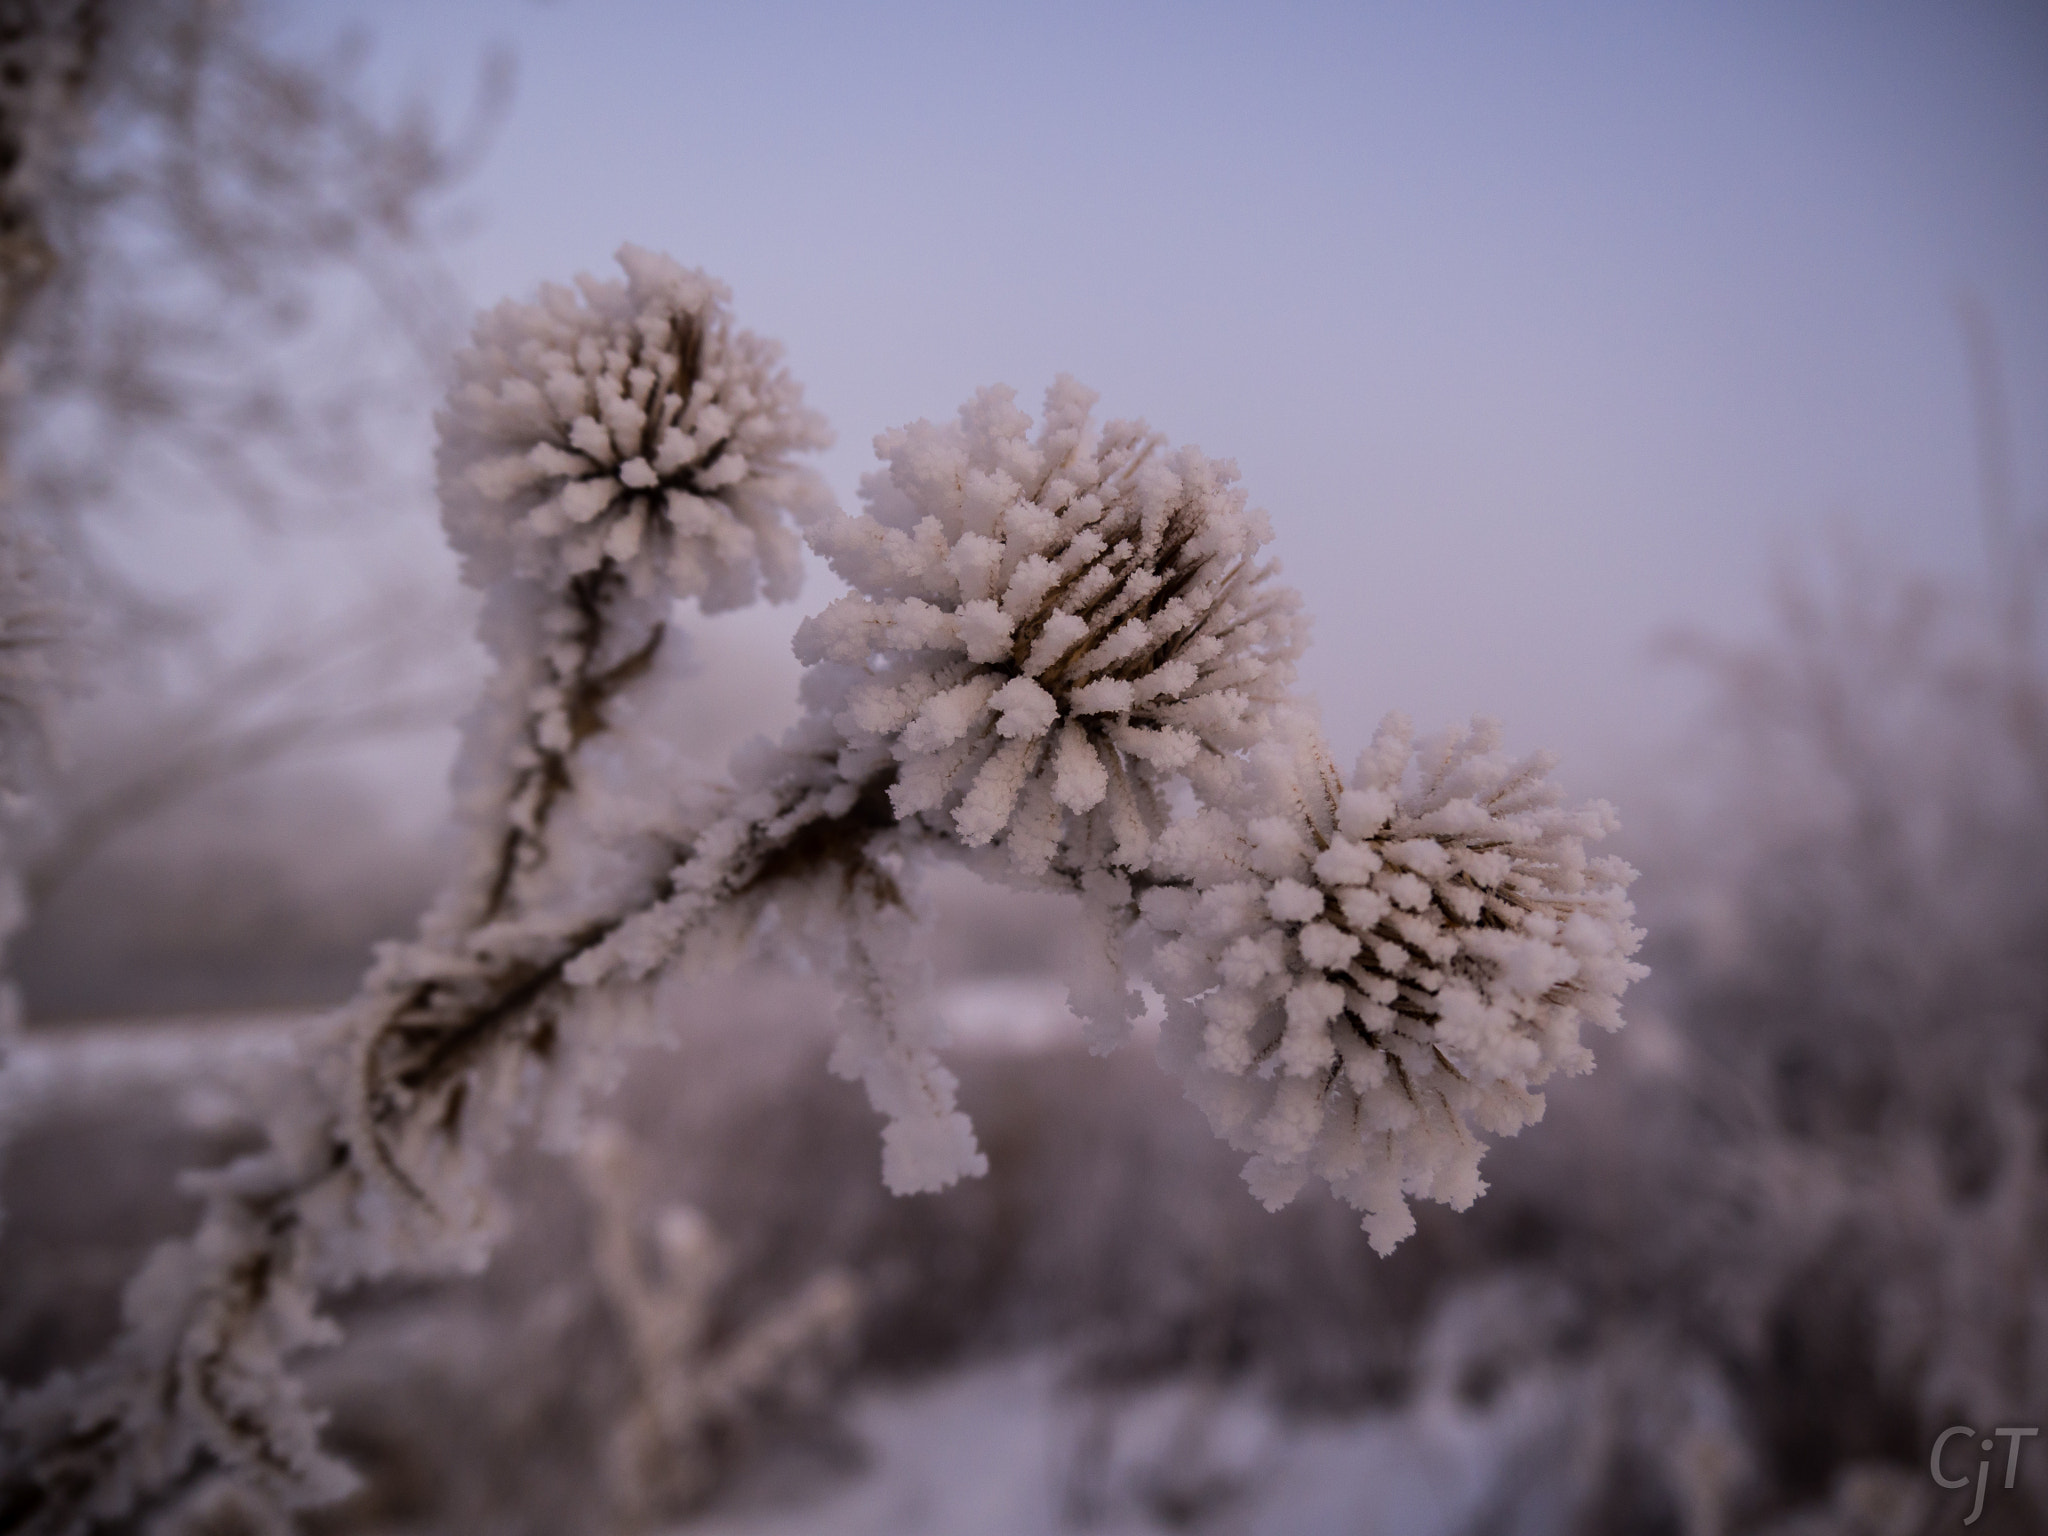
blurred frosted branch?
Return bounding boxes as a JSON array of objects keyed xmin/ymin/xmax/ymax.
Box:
[
  {"xmin": 575, "ymin": 1122, "xmax": 860, "ymax": 1525},
  {"xmin": 0, "ymin": 0, "xmax": 503, "ymax": 1034},
  {"xmin": 1957, "ymin": 289, "xmax": 2035, "ymax": 648},
  {"xmin": 24, "ymin": 589, "xmax": 470, "ymax": 910},
  {"xmin": 6, "ymin": 0, "xmax": 507, "ymax": 548}
]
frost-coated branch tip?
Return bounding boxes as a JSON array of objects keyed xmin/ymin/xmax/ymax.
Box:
[
  {"xmin": 1143, "ymin": 712, "xmax": 1646, "ymax": 1253},
  {"xmin": 796, "ymin": 377, "xmax": 1308, "ymax": 880},
  {"xmin": 431, "ymin": 247, "xmax": 837, "ymax": 928},
  {"xmin": 438, "ymin": 244, "xmax": 832, "ymax": 611}
]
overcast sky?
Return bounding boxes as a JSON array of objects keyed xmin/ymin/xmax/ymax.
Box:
[{"xmin": 281, "ymin": 0, "xmax": 2048, "ymax": 806}]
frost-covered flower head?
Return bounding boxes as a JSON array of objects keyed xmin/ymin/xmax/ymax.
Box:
[
  {"xmin": 795, "ymin": 378, "xmax": 1306, "ymax": 876},
  {"xmin": 1144, "ymin": 714, "xmax": 1645, "ymax": 1252},
  {"xmin": 438, "ymin": 245, "xmax": 831, "ymax": 609}
]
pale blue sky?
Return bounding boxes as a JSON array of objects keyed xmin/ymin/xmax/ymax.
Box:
[{"xmin": 281, "ymin": 0, "xmax": 2048, "ymax": 801}]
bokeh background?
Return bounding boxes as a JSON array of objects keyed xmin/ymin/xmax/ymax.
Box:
[{"xmin": 3, "ymin": 3, "xmax": 2044, "ymax": 1533}]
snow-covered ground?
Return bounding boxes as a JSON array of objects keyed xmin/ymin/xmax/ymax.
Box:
[
  {"xmin": 1, "ymin": 1009, "xmax": 314, "ymax": 1119},
  {"xmin": 685, "ymin": 1355, "xmax": 1563, "ymax": 1536}
]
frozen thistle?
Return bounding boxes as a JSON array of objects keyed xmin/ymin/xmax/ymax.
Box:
[
  {"xmin": 0, "ymin": 251, "xmax": 840, "ymax": 1534},
  {"xmin": 1142, "ymin": 713, "xmax": 1645, "ymax": 1253},
  {"xmin": 796, "ymin": 378, "xmax": 1307, "ymax": 879},
  {"xmin": 438, "ymin": 243, "xmax": 830, "ymax": 608},
  {"xmin": 430, "ymin": 246, "xmax": 832, "ymax": 927},
  {"xmin": 1, "ymin": 254, "xmax": 1647, "ymax": 1532},
  {"xmin": 576, "ymin": 380, "xmax": 1312, "ymax": 1152}
]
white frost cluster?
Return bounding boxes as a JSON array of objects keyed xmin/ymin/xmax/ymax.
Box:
[
  {"xmin": 795, "ymin": 378, "xmax": 1306, "ymax": 878},
  {"xmin": 438, "ymin": 244, "xmax": 830, "ymax": 610},
  {"xmin": 1142, "ymin": 714, "xmax": 1646, "ymax": 1253}
]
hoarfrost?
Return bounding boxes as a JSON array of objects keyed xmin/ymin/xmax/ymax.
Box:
[{"xmin": 0, "ymin": 262, "xmax": 1644, "ymax": 1530}]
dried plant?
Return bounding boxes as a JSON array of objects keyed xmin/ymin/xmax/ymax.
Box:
[{"xmin": 0, "ymin": 247, "xmax": 1642, "ymax": 1531}]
